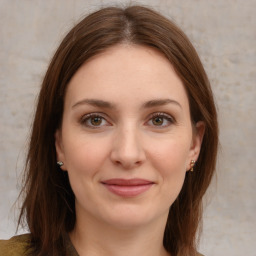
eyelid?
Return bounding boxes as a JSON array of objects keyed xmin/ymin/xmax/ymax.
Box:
[
  {"xmin": 147, "ymin": 112, "xmax": 174, "ymax": 120},
  {"xmin": 80, "ymin": 112, "xmax": 111, "ymax": 128},
  {"xmin": 146, "ymin": 112, "xmax": 175, "ymax": 127}
]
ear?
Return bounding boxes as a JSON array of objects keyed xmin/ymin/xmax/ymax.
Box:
[
  {"xmin": 186, "ymin": 121, "xmax": 205, "ymax": 171},
  {"xmin": 55, "ymin": 129, "xmax": 67, "ymax": 171}
]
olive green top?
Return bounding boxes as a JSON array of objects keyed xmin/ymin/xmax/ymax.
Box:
[
  {"xmin": 0, "ymin": 234, "xmax": 204, "ymax": 255},
  {"xmin": 0, "ymin": 234, "xmax": 78, "ymax": 256}
]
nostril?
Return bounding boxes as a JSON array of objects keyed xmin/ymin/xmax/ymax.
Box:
[{"xmin": 113, "ymin": 159, "xmax": 143, "ymax": 170}]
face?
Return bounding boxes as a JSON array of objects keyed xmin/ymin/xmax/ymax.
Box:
[{"xmin": 55, "ymin": 44, "xmax": 204, "ymax": 229}]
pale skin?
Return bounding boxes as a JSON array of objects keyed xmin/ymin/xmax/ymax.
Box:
[{"xmin": 55, "ymin": 44, "xmax": 205, "ymax": 256}]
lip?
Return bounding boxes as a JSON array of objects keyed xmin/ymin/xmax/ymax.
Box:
[{"xmin": 101, "ymin": 179, "xmax": 154, "ymax": 197}]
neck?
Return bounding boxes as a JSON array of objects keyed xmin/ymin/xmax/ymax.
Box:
[{"xmin": 70, "ymin": 211, "xmax": 170, "ymax": 256}]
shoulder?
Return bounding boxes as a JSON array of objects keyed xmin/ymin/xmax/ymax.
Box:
[
  {"xmin": 0, "ymin": 234, "xmax": 32, "ymax": 256},
  {"xmin": 197, "ymin": 253, "xmax": 205, "ymax": 256}
]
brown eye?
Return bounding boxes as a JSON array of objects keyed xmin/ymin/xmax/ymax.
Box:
[
  {"xmin": 80, "ymin": 113, "xmax": 110, "ymax": 128},
  {"xmin": 152, "ymin": 116, "xmax": 164, "ymax": 126},
  {"xmin": 90, "ymin": 116, "xmax": 102, "ymax": 126},
  {"xmin": 147, "ymin": 112, "xmax": 174, "ymax": 128}
]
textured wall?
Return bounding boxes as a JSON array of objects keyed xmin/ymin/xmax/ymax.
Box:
[{"xmin": 0, "ymin": 1, "xmax": 255, "ymax": 255}]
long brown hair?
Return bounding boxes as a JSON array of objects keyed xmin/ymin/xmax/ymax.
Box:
[{"xmin": 18, "ymin": 5, "xmax": 218, "ymax": 256}]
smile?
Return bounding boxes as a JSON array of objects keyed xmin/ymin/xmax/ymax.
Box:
[{"xmin": 101, "ymin": 179, "xmax": 154, "ymax": 197}]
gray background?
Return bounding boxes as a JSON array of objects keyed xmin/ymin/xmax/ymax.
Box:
[{"xmin": 0, "ymin": 0, "xmax": 255, "ymax": 255}]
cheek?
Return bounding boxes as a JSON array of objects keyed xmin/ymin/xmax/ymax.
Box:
[
  {"xmin": 146, "ymin": 138, "xmax": 190, "ymax": 198},
  {"xmin": 63, "ymin": 137, "xmax": 111, "ymax": 203},
  {"xmin": 63, "ymin": 136, "xmax": 110, "ymax": 179},
  {"xmin": 148, "ymin": 138, "xmax": 190, "ymax": 173}
]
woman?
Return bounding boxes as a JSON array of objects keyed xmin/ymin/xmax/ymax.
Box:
[{"xmin": 0, "ymin": 5, "xmax": 218, "ymax": 256}]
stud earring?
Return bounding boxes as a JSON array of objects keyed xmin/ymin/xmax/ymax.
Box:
[
  {"xmin": 57, "ymin": 161, "xmax": 64, "ymax": 167},
  {"xmin": 190, "ymin": 160, "xmax": 195, "ymax": 172}
]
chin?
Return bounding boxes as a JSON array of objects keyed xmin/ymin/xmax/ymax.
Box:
[
  {"xmin": 100, "ymin": 203, "xmax": 165, "ymax": 230},
  {"xmin": 106, "ymin": 215, "xmax": 153, "ymax": 230}
]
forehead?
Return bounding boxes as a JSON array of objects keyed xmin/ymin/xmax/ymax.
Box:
[{"xmin": 65, "ymin": 44, "xmax": 189, "ymax": 109}]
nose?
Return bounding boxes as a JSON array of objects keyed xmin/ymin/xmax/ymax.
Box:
[{"xmin": 110, "ymin": 126, "xmax": 146, "ymax": 169}]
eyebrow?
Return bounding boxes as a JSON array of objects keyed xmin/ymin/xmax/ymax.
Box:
[
  {"xmin": 72, "ymin": 99, "xmax": 115, "ymax": 109},
  {"xmin": 72, "ymin": 98, "xmax": 182, "ymax": 109},
  {"xmin": 142, "ymin": 99, "xmax": 182, "ymax": 109}
]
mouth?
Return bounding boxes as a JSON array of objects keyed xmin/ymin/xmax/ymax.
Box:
[{"xmin": 101, "ymin": 179, "xmax": 155, "ymax": 197}]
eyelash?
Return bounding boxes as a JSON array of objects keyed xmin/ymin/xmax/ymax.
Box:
[
  {"xmin": 80, "ymin": 112, "xmax": 175, "ymax": 128},
  {"xmin": 147, "ymin": 112, "xmax": 175, "ymax": 127},
  {"xmin": 80, "ymin": 112, "xmax": 109, "ymax": 128}
]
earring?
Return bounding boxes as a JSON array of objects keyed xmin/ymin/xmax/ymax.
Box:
[
  {"xmin": 57, "ymin": 161, "xmax": 64, "ymax": 167},
  {"xmin": 190, "ymin": 160, "xmax": 195, "ymax": 172}
]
